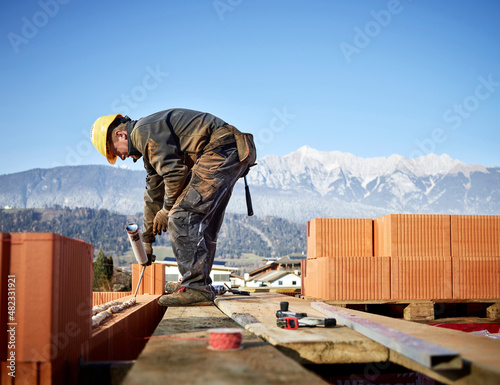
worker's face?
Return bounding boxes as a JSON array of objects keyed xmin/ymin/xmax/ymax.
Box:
[{"xmin": 108, "ymin": 130, "xmax": 141, "ymax": 161}]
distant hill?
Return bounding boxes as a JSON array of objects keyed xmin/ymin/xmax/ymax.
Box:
[
  {"xmin": 0, "ymin": 207, "xmax": 306, "ymax": 267},
  {"xmin": 0, "ymin": 165, "xmax": 146, "ymax": 214},
  {"xmin": 1, "ymin": 147, "xmax": 499, "ymax": 223}
]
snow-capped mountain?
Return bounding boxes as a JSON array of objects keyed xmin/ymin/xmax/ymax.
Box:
[
  {"xmin": 228, "ymin": 146, "xmax": 500, "ymax": 222},
  {"xmin": 1, "ymin": 146, "xmax": 499, "ymax": 223}
]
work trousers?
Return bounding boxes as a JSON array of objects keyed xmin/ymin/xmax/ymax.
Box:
[{"xmin": 167, "ymin": 135, "xmax": 249, "ymax": 299}]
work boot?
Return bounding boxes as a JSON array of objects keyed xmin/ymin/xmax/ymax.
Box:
[
  {"xmin": 164, "ymin": 281, "xmax": 181, "ymax": 294},
  {"xmin": 157, "ymin": 287, "xmax": 214, "ymax": 307}
]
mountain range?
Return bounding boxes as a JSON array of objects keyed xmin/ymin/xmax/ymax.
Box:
[{"xmin": 1, "ymin": 146, "xmax": 499, "ymax": 223}]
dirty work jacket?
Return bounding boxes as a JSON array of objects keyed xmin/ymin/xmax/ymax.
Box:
[{"xmin": 126, "ymin": 108, "xmax": 236, "ymax": 243}]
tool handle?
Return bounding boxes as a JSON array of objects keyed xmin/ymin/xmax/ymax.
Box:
[
  {"xmin": 323, "ymin": 318, "xmax": 337, "ymax": 328},
  {"xmin": 277, "ymin": 317, "xmax": 299, "ymax": 330},
  {"xmin": 276, "ymin": 310, "xmax": 308, "ymax": 319},
  {"xmin": 133, "ymin": 265, "xmax": 147, "ymax": 298},
  {"xmin": 244, "ymin": 176, "xmax": 254, "ymax": 216},
  {"xmin": 224, "ymin": 283, "xmax": 250, "ymax": 296}
]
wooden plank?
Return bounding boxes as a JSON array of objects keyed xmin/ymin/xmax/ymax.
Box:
[
  {"xmin": 312, "ymin": 302, "xmax": 461, "ymax": 369},
  {"xmin": 404, "ymin": 302, "xmax": 435, "ymax": 321},
  {"xmin": 312, "ymin": 303, "xmax": 500, "ymax": 385},
  {"xmin": 122, "ymin": 306, "xmax": 327, "ymax": 385},
  {"xmin": 304, "ymin": 297, "xmax": 500, "ymax": 305},
  {"xmin": 215, "ymin": 292, "xmax": 388, "ymax": 364},
  {"xmin": 487, "ymin": 303, "xmax": 500, "ymax": 320}
]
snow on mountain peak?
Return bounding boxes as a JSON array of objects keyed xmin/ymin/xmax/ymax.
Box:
[
  {"xmin": 263, "ymin": 147, "xmax": 472, "ymax": 178},
  {"xmin": 250, "ymin": 146, "xmax": 490, "ymax": 197}
]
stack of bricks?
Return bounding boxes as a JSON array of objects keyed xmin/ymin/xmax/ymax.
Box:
[
  {"xmin": 92, "ymin": 263, "xmax": 165, "ymax": 306},
  {"xmin": 1, "ymin": 232, "xmax": 167, "ymax": 384},
  {"xmin": 1, "ymin": 233, "xmax": 93, "ymax": 385},
  {"xmin": 304, "ymin": 218, "xmax": 390, "ymax": 300},
  {"xmin": 451, "ymin": 215, "xmax": 500, "ymax": 299},
  {"xmin": 303, "ymin": 214, "xmax": 500, "ymax": 301}
]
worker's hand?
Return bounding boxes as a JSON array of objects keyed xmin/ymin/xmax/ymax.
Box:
[
  {"xmin": 144, "ymin": 242, "xmax": 153, "ymax": 255},
  {"xmin": 142, "ymin": 253, "xmax": 156, "ymax": 267},
  {"xmin": 142, "ymin": 242, "xmax": 155, "ymax": 266},
  {"xmin": 153, "ymin": 208, "xmax": 169, "ymax": 235}
]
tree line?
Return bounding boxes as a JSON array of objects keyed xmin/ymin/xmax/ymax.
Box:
[{"xmin": 0, "ymin": 207, "xmax": 306, "ymax": 264}]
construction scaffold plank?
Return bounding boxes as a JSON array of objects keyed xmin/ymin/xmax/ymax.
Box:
[
  {"xmin": 215, "ymin": 292, "xmax": 388, "ymax": 364},
  {"xmin": 312, "ymin": 302, "xmax": 500, "ymax": 385},
  {"xmin": 122, "ymin": 306, "xmax": 327, "ymax": 385},
  {"xmin": 311, "ymin": 302, "xmax": 461, "ymax": 370}
]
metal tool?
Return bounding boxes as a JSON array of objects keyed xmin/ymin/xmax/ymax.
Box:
[
  {"xmin": 126, "ymin": 223, "xmax": 149, "ymax": 298},
  {"xmin": 133, "ymin": 265, "xmax": 147, "ymax": 299},
  {"xmin": 276, "ymin": 301, "xmax": 336, "ymax": 329},
  {"xmin": 277, "ymin": 315, "xmax": 337, "ymax": 329},
  {"xmin": 214, "ymin": 283, "xmax": 251, "ymax": 296},
  {"xmin": 276, "ymin": 309, "xmax": 308, "ymax": 318}
]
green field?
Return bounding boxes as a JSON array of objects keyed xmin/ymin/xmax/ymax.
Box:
[{"xmin": 115, "ymin": 248, "xmax": 265, "ymax": 274}]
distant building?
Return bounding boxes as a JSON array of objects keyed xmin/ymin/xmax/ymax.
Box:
[
  {"xmin": 245, "ymin": 270, "xmax": 300, "ymax": 288},
  {"xmin": 243, "ymin": 253, "xmax": 306, "ymax": 291},
  {"xmin": 157, "ymin": 258, "xmax": 238, "ymax": 287}
]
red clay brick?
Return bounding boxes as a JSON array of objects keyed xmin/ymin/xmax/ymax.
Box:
[
  {"xmin": 451, "ymin": 215, "xmax": 500, "ymax": 257},
  {"xmin": 0, "ymin": 233, "xmax": 10, "ymax": 362},
  {"xmin": 83, "ymin": 295, "xmax": 165, "ymax": 361},
  {"xmin": 374, "ymin": 214, "xmax": 451, "ymax": 257},
  {"xmin": 93, "ymin": 291, "xmax": 133, "ymax": 306},
  {"xmin": 307, "ymin": 218, "xmax": 373, "ymax": 259},
  {"xmin": 452, "ymin": 256, "xmax": 500, "ymax": 299},
  {"xmin": 132, "ymin": 263, "xmax": 165, "ymax": 295},
  {"xmin": 5, "ymin": 233, "xmax": 93, "ymax": 385},
  {"xmin": 326, "ymin": 256, "xmax": 391, "ymax": 300},
  {"xmin": 300, "ymin": 260, "xmax": 306, "ymax": 296},
  {"xmin": 391, "ymin": 256, "xmax": 452, "ymax": 300},
  {"xmin": 302, "ymin": 258, "xmax": 318, "ymax": 298}
]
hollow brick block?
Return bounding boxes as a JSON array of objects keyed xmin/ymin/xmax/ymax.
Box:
[
  {"xmin": 307, "ymin": 218, "xmax": 373, "ymax": 259},
  {"xmin": 451, "ymin": 215, "xmax": 500, "ymax": 257},
  {"xmin": 374, "ymin": 214, "xmax": 451, "ymax": 257},
  {"xmin": 132, "ymin": 263, "xmax": 165, "ymax": 295},
  {"xmin": 452, "ymin": 256, "xmax": 500, "ymax": 299},
  {"xmin": 391, "ymin": 256, "xmax": 452, "ymax": 300}
]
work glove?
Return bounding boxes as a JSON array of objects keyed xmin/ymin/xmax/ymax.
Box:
[
  {"xmin": 142, "ymin": 242, "xmax": 156, "ymax": 266},
  {"xmin": 153, "ymin": 208, "xmax": 169, "ymax": 235}
]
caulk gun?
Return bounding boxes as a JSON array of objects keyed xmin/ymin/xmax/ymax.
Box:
[{"xmin": 126, "ymin": 223, "xmax": 154, "ymax": 298}]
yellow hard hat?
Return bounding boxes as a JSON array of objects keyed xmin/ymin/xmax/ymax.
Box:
[{"xmin": 90, "ymin": 114, "xmax": 122, "ymax": 164}]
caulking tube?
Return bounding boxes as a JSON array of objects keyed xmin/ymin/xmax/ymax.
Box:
[{"xmin": 126, "ymin": 223, "xmax": 148, "ymax": 265}]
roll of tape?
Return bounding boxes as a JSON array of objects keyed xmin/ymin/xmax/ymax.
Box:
[{"xmin": 208, "ymin": 328, "xmax": 243, "ymax": 350}]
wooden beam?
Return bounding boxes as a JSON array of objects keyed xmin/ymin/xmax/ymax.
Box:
[
  {"xmin": 122, "ymin": 306, "xmax": 328, "ymax": 385},
  {"xmin": 312, "ymin": 301, "xmax": 461, "ymax": 370},
  {"xmin": 312, "ymin": 302, "xmax": 500, "ymax": 385},
  {"xmin": 215, "ymin": 292, "xmax": 388, "ymax": 364},
  {"xmin": 404, "ymin": 302, "xmax": 435, "ymax": 321},
  {"xmin": 487, "ymin": 303, "xmax": 500, "ymax": 320}
]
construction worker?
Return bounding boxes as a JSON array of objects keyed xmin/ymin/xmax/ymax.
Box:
[{"xmin": 90, "ymin": 109, "xmax": 256, "ymax": 306}]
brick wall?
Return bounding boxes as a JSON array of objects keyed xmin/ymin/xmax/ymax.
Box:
[
  {"xmin": 303, "ymin": 215, "xmax": 500, "ymax": 301},
  {"xmin": 1, "ymin": 233, "xmax": 93, "ymax": 385}
]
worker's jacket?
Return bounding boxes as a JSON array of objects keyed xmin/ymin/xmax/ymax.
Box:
[{"xmin": 126, "ymin": 108, "xmax": 255, "ymax": 243}]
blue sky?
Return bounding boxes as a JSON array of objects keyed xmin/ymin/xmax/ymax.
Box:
[{"xmin": 1, "ymin": 0, "xmax": 499, "ymax": 175}]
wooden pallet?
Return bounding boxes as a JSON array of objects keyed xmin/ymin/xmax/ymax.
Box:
[{"xmin": 302, "ymin": 296, "xmax": 500, "ymax": 321}]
